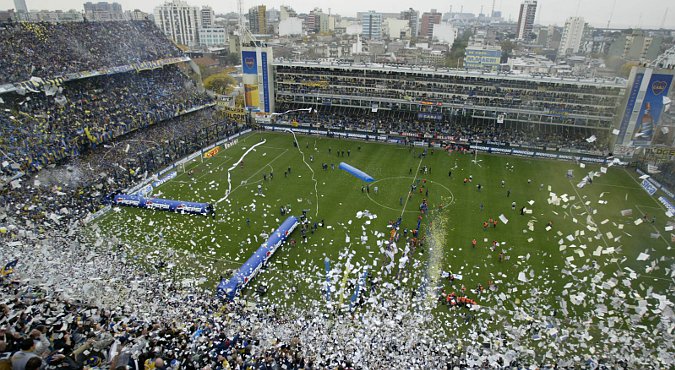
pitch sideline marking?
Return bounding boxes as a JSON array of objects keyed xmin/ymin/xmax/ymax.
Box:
[{"xmin": 285, "ymin": 129, "xmax": 320, "ymax": 217}]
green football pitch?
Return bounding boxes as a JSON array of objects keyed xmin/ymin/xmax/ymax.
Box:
[{"xmin": 92, "ymin": 131, "xmax": 672, "ymax": 344}]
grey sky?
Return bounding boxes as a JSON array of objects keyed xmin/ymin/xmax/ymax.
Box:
[{"xmin": 2, "ymin": 0, "xmax": 674, "ymax": 29}]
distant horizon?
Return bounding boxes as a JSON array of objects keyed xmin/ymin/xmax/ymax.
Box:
[{"xmin": 3, "ymin": 0, "xmax": 674, "ymax": 30}]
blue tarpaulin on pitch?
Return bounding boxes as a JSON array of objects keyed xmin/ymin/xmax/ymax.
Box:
[
  {"xmin": 217, "ymin": 216, "xmax": 299, "ymax": 300},
  {"xmin": 338, "ymin": 162, "xmax": 375, "ymax": 182}
]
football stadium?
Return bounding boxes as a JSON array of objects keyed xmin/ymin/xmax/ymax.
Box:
[{"xmin": 1, "ymin": 19, "xmax": 675, "ymax": 370}]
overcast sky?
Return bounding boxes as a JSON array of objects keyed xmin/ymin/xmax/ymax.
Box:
[{"xmin": 2, "ymin": 0, "xmax": 674, "ymax": 29}]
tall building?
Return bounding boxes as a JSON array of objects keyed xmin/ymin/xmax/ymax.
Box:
[
  {"xmin": 84, "ymin": 2, "xmax": 124, "ymax": 22},
  {"xmin": 400, "ymin": 8, "xmax": 419, "ymax": 39},
  {"xmin": 154, "ymin": 0, "xmax": 201, "ymax": 47},
  {"xmin": 305, "ymin": 8, "xmax": 320, "ymax": 33},
  {"xmin": 420, "ymin": 9, "xmax": 442, "ymax": 40},
  {"xmin": 279, "ymin": 5, "xmax": 297, "ymax": 21},
  {"xmin": 248, "ymin": 5, "xmax": 267, "ymax": 34},
  {"xmin": 306, "ymin": 8, "xmax": 331, "ymax": 34},
  {"xmin": 13, "ymin": 0, "xmax": 27, "ymax": 12},
  {"xmin": 516, "ymin": 0, "xmax": 537, "ymax": 41},
  {"xmin": 16, "ymin": 9, "xmax": 83, "ymax": 22},
  {"xmin": 361, "ymin": 11, "xmax": 383, "ymax": 40},
  {"xmin": 433, "ymin": 23, "xmax": 456, "ymax": 44},
  {"xmin": 199, "ymin": 27, "xmax": 227, "ymax": 47},
  {"xmin": 200, "ymin": 6, "xmax": 214, "ymax": 28},
  {"xmin": 279, "ymin": 17, "xmax": 302, "ymax": 36},
  {"xmin": 266, "ymin": 8, "xmax": 280, "ymax": 24},
  {"xmin": 609, "ymin": 31, "xmax": 663, "ymax": 62},
  {"xmin": 125, "ymin": 9, "xmax": 150, "ymax": 21},
  {"xmin": 558, "ymin": 17, "xmax": 586, "ymax": 57}
]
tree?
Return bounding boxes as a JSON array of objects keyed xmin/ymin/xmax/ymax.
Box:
[
  {"xmin": 203, "ymin": 72, "xmax": 236, "ymax": 95},
  {"xmin": 500, "ymin": 40, "xmax": 517, "ymax": 63},
  {"xmin": 445, "ymin": 30, "xmax": 473, "ymax": 68}
]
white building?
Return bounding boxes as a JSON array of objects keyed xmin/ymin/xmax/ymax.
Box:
[
  {"xmin": 279, "ymin": 17, "xmax": 303, "ymax": 36},
  {"xmin": 383, "ymin": 19, "xmax": 409, "ymax": 40},
  {"xmin": 125, "ymin": 9, "xmax": 150, "ymax": 21},
  {"xmin": 17, "ymin": 10, "xmax": 84, "ymax": 22},
  {"xmin": 198, "ymin": 27, "xmax": 226, "ymax": 46},
  {"xmin": 558, "ymin": 16, "xmax": 586, "ymax": 57},
  {"xmin": 13, "ymin": 0, "xmax": 27, "ymax": 13},
  {"xmin": 279, "ymin": 5, "xmax": 296, "ymax": 21},
  {"xmin": 432, "ymin": 22, "xmax": 456, "ymax": 44},
  {"xmin": 507, "ymin": 55, "xmax": 554, "ymax": 74},
  {"xmin": 154, "ymin": 0, "xmax": 201, "ymax": 47}
]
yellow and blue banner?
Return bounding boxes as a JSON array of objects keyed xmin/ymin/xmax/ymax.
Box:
[{"xmin": 1, "ymin": 259, "xmax": 18, "ymax": 276}]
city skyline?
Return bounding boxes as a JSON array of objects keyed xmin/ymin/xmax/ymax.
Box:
[{"xmin": 1, "ymin": 0, "xmax": 673, "ymax": 29}]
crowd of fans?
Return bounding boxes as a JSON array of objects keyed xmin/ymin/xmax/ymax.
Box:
[
  {"xmin": 0, "ymin": 21, "xmax": 183, "ymax": 84},
  {"xmin": 275, "ymin": 65, "xmax": 622, "ymax": 118},
  {"xmin": 275, "ymin": 104, "xmax": 607, "ymax": 154},
  {"xmin": 0, "ymin": 107, "xmax": 241, "ymax": 230},
  {"xmin": 0, "ymin": 19, "xmax": 667, "ymax": 369},
  {"xmin": 0, "ymin": 65, "xmax": 212, "ymax": 177}
]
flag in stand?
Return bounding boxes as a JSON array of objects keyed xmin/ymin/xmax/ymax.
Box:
[
  {"xmin": 1, "ymin": 259, "xmax": 18, "ymax": 276},
  {"xmin": 647, "ymin": 164, "xmax": 661, "ymax": 174}
]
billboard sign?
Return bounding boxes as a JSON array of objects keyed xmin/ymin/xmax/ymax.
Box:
[
  {"xmin": 241, "ymin": 50, "xmax": 260, "ymax": 109},
  {"xmin": 632, "ymin": 74, "xmax": 673, "ymax": 145},
  {"xmin": 464, "ymin": 48, "xmax": 502, "ymax": 69},
  {"xmin": 261, "ymin": 51, "xmax": 270, "ymax": 112}
]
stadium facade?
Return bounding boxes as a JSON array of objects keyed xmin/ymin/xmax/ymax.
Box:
[{"xmin": 272, "ymin": 61, "xmax": 627, "ymax": 152}]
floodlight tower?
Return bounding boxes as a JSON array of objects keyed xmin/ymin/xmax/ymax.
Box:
[{"xmin": 237, "ymin": 0, "xmax": 257, "ymax": 46}]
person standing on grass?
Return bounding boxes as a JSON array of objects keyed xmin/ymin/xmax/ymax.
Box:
[
  {"xmin": 246, "ymin": 217, "xmax": 250, "ymax": 226},
  {"xmin": 507, "ymin": 189, "xmax": 511, "ymax": 197},
  {"xmin": 512, "ymin": 201, "xmax": 516, "ymax": 211},
  {"xmin": 288, "ymin": 166, "xmax": 291, "ymax": 174},
  {"xmin": 471, "ymin": 239, "xmax": 477, "ymax": 248}
]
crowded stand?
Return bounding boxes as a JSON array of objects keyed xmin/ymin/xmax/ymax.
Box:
[
  {"xmin": 274, "ymin": 64, "xmax": 623, "ymax": 121},
  {"xmin": 0, "ymin": 65, "xmax": 212, "ymax": 177},
  {"xmin": 0, "ymin": 19, "xmax": 671, "ymax": 370},
  {"xmin": 0, "ymin": 21, "xmax": 183, "ymax": 84},
  {"xmin": 274, "ymin": 103, "xmax": 608, "ymax": 154},
  {"xmin": 0, "ymin": 107, "xmax": 241, "ymax": 230}
]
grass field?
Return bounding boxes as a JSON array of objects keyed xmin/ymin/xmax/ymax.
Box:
[{"xmin": 92, "ymin": 131, "xmax": 673, "ymax": 352}]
